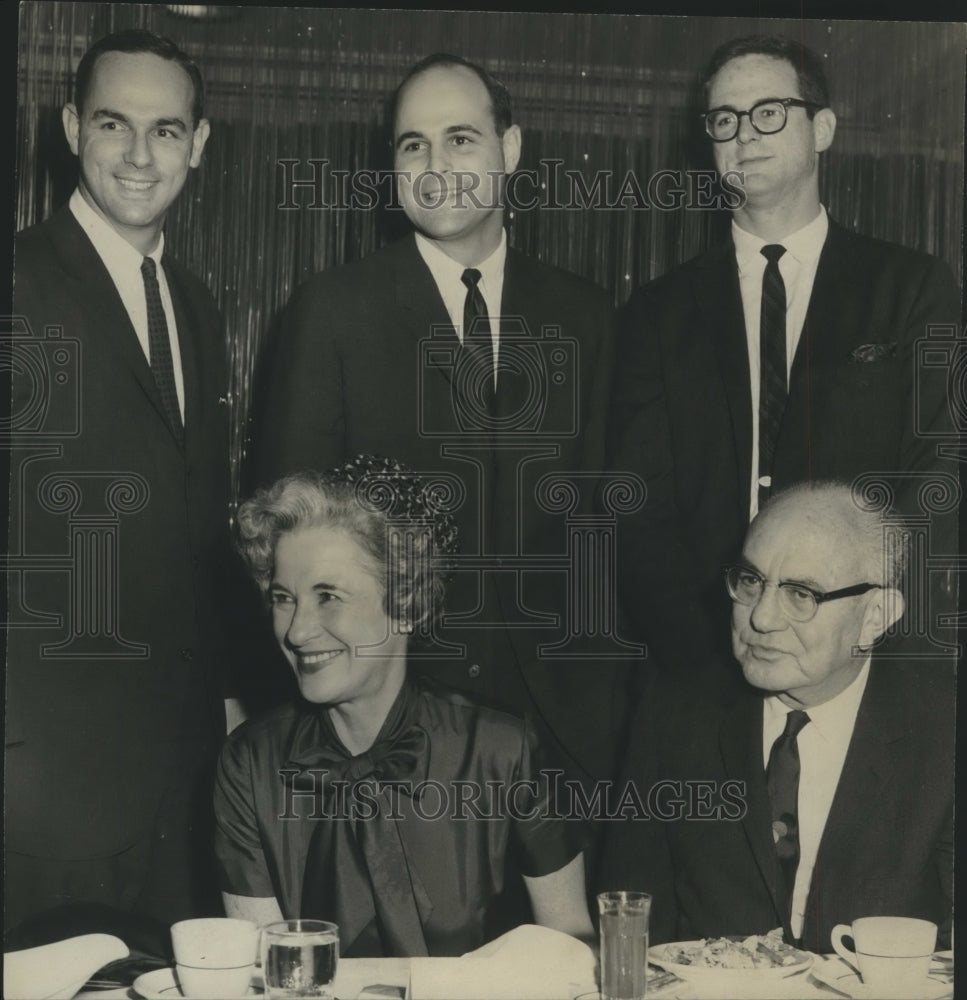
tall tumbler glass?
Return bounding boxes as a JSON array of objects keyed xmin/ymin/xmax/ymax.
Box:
[
  {"xmin": 597, "ymin": 891, "xmax": 652, "ymax": 1000},
  {"xmin": 261, "ymin": 919, "xmax": 339, "ymax": 999}
]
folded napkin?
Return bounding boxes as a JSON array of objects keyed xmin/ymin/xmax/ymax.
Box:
[
  {"xmin": 410, "ymin": 925, "xmax": 596, "ymax": 1000},
  {"xmin": 4, "ymin": 933, "xmax": 129, "ymax": 999}
]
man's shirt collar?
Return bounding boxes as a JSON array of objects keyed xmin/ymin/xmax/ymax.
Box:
[
  {"xmin": 414, "ymin": 228, "xmax": 506, "ymax": 291},
  {"xmin": 69, "ymin": 188, "xmax": 165, "ymax": 270},
  {"xmin": 732, "ymin": 205, "xmax": 828, "ymax": 276},
  {"xmin": 763, "ymin": 656, "xmax": 871, "ymax": 745}
]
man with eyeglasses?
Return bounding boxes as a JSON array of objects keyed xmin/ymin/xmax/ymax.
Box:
[
  {"xmin": 607, "ymin": 35, "xmax": 960, "ymax": 678},
  {"xmin": 600, "ymin": 481, "xmax": 953, "ymax": 952}
]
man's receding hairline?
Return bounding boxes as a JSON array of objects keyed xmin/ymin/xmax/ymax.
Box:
[
  {"xmin": 84, "ymin": 48, "xmax": 199, "ymax": 111},
  {"xmin": 395, "ymin": 61, "xmax": 497, "ymax": 134},
  {"xmin": 753, "ymin": 490, "xmax": 883, "ymax": 583}
]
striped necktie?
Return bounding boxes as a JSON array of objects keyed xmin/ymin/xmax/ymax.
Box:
[{"xmin": 758, "ymin": 244, "xmax": 786, "ymax": 509}]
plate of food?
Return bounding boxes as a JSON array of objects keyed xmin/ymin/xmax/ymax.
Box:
[{"xmin": 649, "ymin": 931, "xmax": 814, "ymax": 993}]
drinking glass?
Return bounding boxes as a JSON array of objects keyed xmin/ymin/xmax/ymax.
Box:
[
  {"xmin": 261, "ymin": 920, "xmax": 339, "ymax": 999},
  {"xmin": 597, "ymin": 891, "xmax": 651, "ymax": 1000}
]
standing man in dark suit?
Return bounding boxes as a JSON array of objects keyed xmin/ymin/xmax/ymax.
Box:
[
  {"xmin": 255, "ymin": 54, "xmax": 630, "ymax": 795},
  {"xmin": 600, "ymin": 482, "xmax": 954, "ymax": 952},
  {"xmin": 608, "ymin": 36, "xmax": 961, "ymax": 675},
  {"xmin": 6, "ymin": 30, "xmax": 240, "ymax": 930}
]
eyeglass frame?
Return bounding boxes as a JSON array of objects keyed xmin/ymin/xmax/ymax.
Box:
[
  {"xmin": 702, "ymin": 97, "xmax": 825, "ymax": 142},
  {"xmin": 723, "ymin": 563, "xmax": 883, "ymax": 622}
]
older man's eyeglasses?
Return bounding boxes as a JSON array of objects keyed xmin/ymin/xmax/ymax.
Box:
[
  {"xmin": 723, "ymin": 565, "xmax": 882, "ymax": 623},
  {"xmin": 703, "ymin": 98, "xmax": 824, "ymax": 142}
]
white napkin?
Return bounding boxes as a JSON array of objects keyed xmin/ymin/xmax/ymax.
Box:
[
  {"xmin": 3, "ymin": 933, "xmax": 129, "ymax": 1000},
  {"xmin": 409, "ymin": 925, "xmax": 596, "ymax": 1000}
]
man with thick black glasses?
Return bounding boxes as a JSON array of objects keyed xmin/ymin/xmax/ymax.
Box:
[
  {"xmin": 600, "ymin": 481, "xmax": 953, "ymax": 952},
  {"xmin": 607, "ymin": 35, "xmax": 960, "ymax": 679}
]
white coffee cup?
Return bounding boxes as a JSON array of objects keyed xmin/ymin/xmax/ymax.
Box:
[
  {"xmin": 830, "ymin": 916, "xmax": 937, "ymax": 999},
  {"xmin": 171, "ymin": 917, "xmax": 259, "ymax": 999}
]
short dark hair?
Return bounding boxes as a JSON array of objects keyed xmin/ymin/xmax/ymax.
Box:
[
  {"xmin": 74, "ymin": 29, "xmax": 206, "ymax": 126},
  {"xmin": 391, "ymin": 53, "xmax": 513, "ymax": 138},
  {"xmin": 703, "ymin": 36, "xmax": 830, "ymax": 114}
]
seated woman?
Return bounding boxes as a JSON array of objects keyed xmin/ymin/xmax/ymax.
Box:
[{"xmin": 215, "ymin": 455, "xmax": 594, "ymax": 956}]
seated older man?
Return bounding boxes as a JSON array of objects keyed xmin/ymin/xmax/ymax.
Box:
[{"xmin": 600, "ymin": 481, "xmax": 953, "ymax": 952}]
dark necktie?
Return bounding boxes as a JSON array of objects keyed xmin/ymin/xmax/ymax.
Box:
[
  {"xmin": 758, "ymin": 244, "xmax": 787, "ymax": 509},
  {"xmin": 766, "ymin": 708, "xmax": 810, "ymax": 916},
  {"xmin": 141, "ymin": 256, "xmax": 183, "ymax": 443},
  {"xmin": 459, "ymin": 267, "xmax": 495, "ymax": 417}
]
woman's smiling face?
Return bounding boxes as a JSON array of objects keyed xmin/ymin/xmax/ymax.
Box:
[{"xmin": 269, "ymin": 523, "xmax": 408, "ymax": 706}]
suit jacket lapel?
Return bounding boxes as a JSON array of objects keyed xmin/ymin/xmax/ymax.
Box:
[
  {"xmin": 488, "ymin": 249, "xmax": 555, "ymax": 553},
  {"xmin": 49, "ymin": 208, "xmax": 184, "ymax": 449},
  {"xmin": 498, "ymin": 249, "xmax": 564, "ymax": 432},
  {"xmin": 780, "ymin": 221, "xmax": 852, "ymax": 474},
  {"xmin": 700, "ymin": 243, "xmax": 753, "ymax": 522},
  {"xmin": 394, "ymin": 234, "xmax": 459, "ymax": 388},
  {"xmin": 804, "ymin": 666, "xmax": 906, "ymax": 927},
  {"xmin": 718, "ymin": 692, "xmax": 792, "ymax": 937},
  {"xmin": 166, "ymin": 258, "xmax": 202, "ymax": 452},
  {"xmin": 776, "ymin": 220, "xmax": 848, "ymax": 460},
  {"xmin": 790, "ymin": 220, "xmax": 852, "ymax": 378}
]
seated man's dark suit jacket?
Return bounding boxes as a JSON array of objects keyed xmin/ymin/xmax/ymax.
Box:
[
  {"xmin": 253, "ymin": 233, "xmax": 634, "ymax": 792},
  {"xmin": 599, "ymin": 660, "xmax": 954, "ymax": 953},
  {"xmin": 6, "ymin": 207, "xmax": 235, "ymax": 929},
  {"xmin": 608, "ymin": 221, "xmax": 962, "ymax": 673}
]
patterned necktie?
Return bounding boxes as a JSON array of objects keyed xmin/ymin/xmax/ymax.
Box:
[
  {"xmin": 459, "ymin": 267, "xmax": 495, "ymax": 416},
  {"xmin": 141, "ymin": 256, "xmax": 183, "ymax": 443},
  {"xmin": 758, "ymin": 244, "xmax": 787, "ymax": 509},
  {"xmin": 766, "ymin": 708, "xmax": 810, "ymax": 916}
]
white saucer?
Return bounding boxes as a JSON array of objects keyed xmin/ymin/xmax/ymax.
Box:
[
  {"xmin": 809, "ymin": 960, "xmax": 951, "ymax": 999},
  {"xmin": 133, "ymin": 967, "xmax": 264, "ymax": 999}
]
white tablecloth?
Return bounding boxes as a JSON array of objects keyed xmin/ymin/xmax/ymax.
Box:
[
  {"xmin": 74, "ymin": 957, "xmax": 411, "ymax": 1000},
  {"xmin": 79, "ymin": 958, "xmax": 953, "ymax": 1000}
]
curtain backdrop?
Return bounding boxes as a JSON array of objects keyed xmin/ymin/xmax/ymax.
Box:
[{"xmin": 16, "ymin": 4, "xmax": 966, "ymax": 497}]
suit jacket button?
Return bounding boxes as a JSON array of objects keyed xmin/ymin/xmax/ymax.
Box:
[
  {"xmin": 180, "ymin": 647, "xmax": 193, "ymax": 662},
  {"xmin": 468, "ymin": 663, "xmax": 481, "ymax": 678}
]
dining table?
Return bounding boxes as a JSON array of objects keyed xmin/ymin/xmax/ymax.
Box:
[
  {"xmin": 75, "ymin": 957, "xmax": 410, "ymax": 1000},
  {"xmin": 70, "ymin": 952, "xmax": 953, "ymax": 1000}
]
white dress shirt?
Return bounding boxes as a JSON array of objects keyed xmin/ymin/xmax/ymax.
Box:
[
  {"xmin": 69, "ymin": 188, "xmax": 185, "ymax": 420},
  {"xmin": 734, "ymin": 207, "xmax": 828, "ymax": 520},
  {"xmin": 761, "ymin": 659, "xmax": 871, "ymax": 940},
  {"xmin": 414, "ymin": 229, "xmax": 506, "ymax": 385}
]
